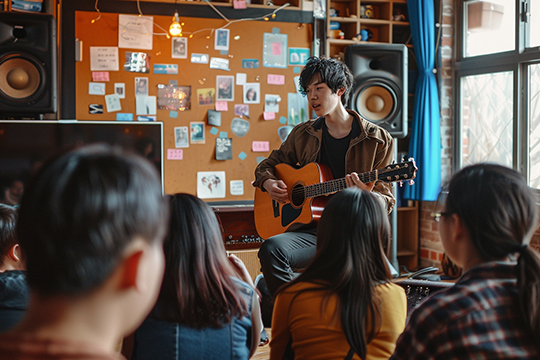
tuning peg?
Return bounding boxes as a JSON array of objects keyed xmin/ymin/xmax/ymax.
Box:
[
  {"xmin": 409, "ymin": 180, "xmax": 415, "ymax": 185},
  {"xmin": 399, "ymin": 181, "xmax": 403, "ymax": 187}
]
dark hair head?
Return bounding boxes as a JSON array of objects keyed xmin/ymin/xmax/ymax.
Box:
[
  {"xmin": 445, "ymin": 163, "xmax": 538, "ymax": 259},
  {"xmin": 153, "ymin": 193, "xmax": 247, "ymax": 328},
  {"xmin": 280, "ymin": 187, "xmax": 391, "ymax": 358},
  {"xmin": 446, "ymin": 163, "xmax": 540, "ymax": 344},
  {"xmin": 298, "ymin": 56, "xmax": 354, "ymax": 106},
  {"xmin": 0, "ymin": 204, "xmax": 18, "ymax": 266},
  {"xmin": 16, "ymin": 144, "xmax": 168, "ymax": 296}
]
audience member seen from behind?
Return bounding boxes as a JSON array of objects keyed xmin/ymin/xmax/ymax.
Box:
[
  {"xmin": 0, "ymin": 144, "xmax": 168, "ymax": 360},
  {"xmin": 270, "ymin": 188, "xmax": 406, "ymax": 360},
  {"xmin": 391, "ymin": 163, "xmax": 540, "ymax": 359},
  {"xmin": 0, "ymin": 205, "xmax": 27, "ymax": 333},
  {"xmin": 0, "ymin": 178, "xmax": 20, "ymax": 207},
  {"xmin": 132, "ymin": 193, "xmax": 261, "ymax": 360}
]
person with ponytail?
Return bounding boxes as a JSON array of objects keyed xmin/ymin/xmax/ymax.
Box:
[
  {"xmin": 391, "ymin": 163, "xmax": 540, "ymax": 359},
  {"xmin": 270, "ymin": 187, "xmax": 406, "ymax": 360}
]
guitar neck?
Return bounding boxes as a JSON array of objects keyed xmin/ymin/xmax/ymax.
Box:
[{"xmin": 303, "ymin": 170, "xmax": 379, "ymax": 198}]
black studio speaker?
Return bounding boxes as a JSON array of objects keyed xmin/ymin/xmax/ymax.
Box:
[
  {"xmin": 345, "ymin": 44, "xmax": 407, "ymax": 138},
  {"xmin": 0, "ymin": 13, "xmax": 57, "ymax": 116}
]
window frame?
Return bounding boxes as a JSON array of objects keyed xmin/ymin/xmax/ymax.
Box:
[{"xmin": 454, "ymin": 0, "xmax": 540, "ymax": 196}]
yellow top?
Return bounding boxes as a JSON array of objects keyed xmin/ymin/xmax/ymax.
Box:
[{"xmin": 270, "ymin": 281, "xmax": 406, "ymax": 360}]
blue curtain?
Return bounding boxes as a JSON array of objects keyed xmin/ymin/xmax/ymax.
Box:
[{"xmin": 403, "ymin": 0, "xmax": 441, "ymax": 201}]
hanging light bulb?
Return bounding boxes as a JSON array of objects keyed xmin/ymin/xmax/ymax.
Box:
[{"xmin": 169, "ymin": 11, "xmax": 182, "ymax": 37}]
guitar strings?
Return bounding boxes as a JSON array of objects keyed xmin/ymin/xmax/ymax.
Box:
[{"xmin": 289, "ymin": 166, "xmax": 409, "ymax": 197}]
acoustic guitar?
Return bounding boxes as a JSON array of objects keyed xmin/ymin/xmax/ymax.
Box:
[{"xmin": 254, "ymin": 159, "xmax": 417, "ymax": 239}]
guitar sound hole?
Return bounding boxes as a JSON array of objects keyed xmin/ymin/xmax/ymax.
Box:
[{"xmin": 291, "ymin": 184, "xmax": 305, "ymax": 207}]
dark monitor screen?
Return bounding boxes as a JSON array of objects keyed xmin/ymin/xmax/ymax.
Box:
[{"xmin": 0, "ymin": 120, "xmax": 164, "ymax": 192}]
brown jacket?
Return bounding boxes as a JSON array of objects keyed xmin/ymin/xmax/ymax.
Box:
[{"xmin": 253, "ymin": 110, "xmax": 396, "ymax": 213}]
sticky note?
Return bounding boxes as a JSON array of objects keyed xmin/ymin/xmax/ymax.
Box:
[
  {"xmin": 230, "ymin": 180, "xmax": 244, "ymax": 195},
  {"xmin": 233, "ymin": 0, "xmax": 247, "ymax": 9},
  {"xmin": 116, "ymin": 113, "xmax": 133, "ymax": 121},
  {"xmin": 252, "ymin": 141, "xmax": 270, "ymax": 152},
  {"xmin": 210, "ymin": 127, "xmax": 219, "ymax": 135},
  {"xmin": 236, "ymin": 73, "xmax": 247, "ymax": 85},
  {"xmin": 92, "ymin": 72, "xmax": 110, "ymax": 81},
  {"xmin": 256, "ymin": 156, "xmax": 266, "ymax": 164},
  {"xmin": 267, "ymin": 74, "xmax": 285, "ymax": 85},
  {"xmin": 293, "ymin": 67, "xmax": 301, "ymax": 73},
  {"xmin": 220, "ymin": 131, "xmax": 228, "ymax": 138},
  {"xmin": 263, "ymin": 111, "xmax": 275, "ymax": 120},
  {"xmin": 215, "ymin": 101, "xmax": 228, "ymax": 111},
  {"xmin": 169, "ymin": 110, "xmax": 178, "ymax": 118},
  {"xmin": 220, "ymin": 50, "xmax": 228, "ymax": 55},
  {"xmin": 167, "ymin": 149, "xmax": 183, "ymax": 160},
  {"xmin": 272, "ymin": 42, "xmax": 282, "ymax": 56},
  {"xmin": 272, "ymin": 27, "xmax": 280, "ymax": 34},
  {"xmin": 169, "ymin": 79, "xmax": 178, "ymax": 86},
  {"xmin": 238, "ymin": 151, "xmax": 247, "ymax": 160},
  {"xmin": 279, "ymin": 116, "xmax": 287, "ymax": 124}
]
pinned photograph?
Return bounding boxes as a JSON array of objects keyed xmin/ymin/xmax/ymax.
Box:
[
  {"xmin": 207, "ymin": 110, "xmax": 221, "ymax": 126},
  {"xmin": 157, "ymin": 84, "xmax": 191, "ymax": 111},
  {"xmin": 265, "ymin": 94, "xmax": 280, "ymax": 113},
  {"xmin": 216, "ymin": 76, "xmax": 234, "ymax": 101},
  {"xmin": 135, "ymin": 77, "xmax": 149, "ymax": 96},
  {"xmin": 197, "ymin": 171, "xmax": 226, "ymax": 199},
  {"xmin": 230, "ymin": 118, "xmax": 250, "ymax": 138},
  {"xmin": 124, "ymin": 52, "xmax": 151, "ymax": 73},
  {"xmin": 114, "ymin": 83, "xmax": 125, "ymax": 98},
  {"xmin": 172, "ymin": 37, "xmax": 188, "ymax": 59},
  {"xmin": 234, "ymin": 104, "xmax": 249, "ymax": 118},
  {"xmin": 243, "ymin": 83, "xmax": 260, "ymax": 104},
  {"xmin": 174, "ymin": 126, "xmax": 189, "ymax": 148},
  {"xmin": 197, "ymin": 88, "xmax": 215, "ymax": 106},
  {"xmin": 214, "ymin": 28, "xmax": 230, "ymax": 51},
  {"xmin": 190, "ymin": 122, "xmax": 205, "ymax": 144},
  {"xmin": 215, "ymin": 137, "xmax": 233, "ymax": 160}
]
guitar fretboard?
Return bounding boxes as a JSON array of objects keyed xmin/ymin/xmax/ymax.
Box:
[{"xmin": 302, "ymin": 170, "xmax": 379, "ymax": 198}]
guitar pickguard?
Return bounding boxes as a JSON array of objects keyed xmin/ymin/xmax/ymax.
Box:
[{"xmin": 281, "ymin": 203, "xmax": 302, "ymax": 227}]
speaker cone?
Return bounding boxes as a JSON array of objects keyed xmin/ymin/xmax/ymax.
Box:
[
  {"xmin": 354, "ymin": 81, "xmax": 397, "ymax": 123},
  {"xmin": 0, "ymin": 53, "xmax": 44, "ymax": 102}
]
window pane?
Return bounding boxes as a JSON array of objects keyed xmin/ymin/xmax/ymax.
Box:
[
  {"xmin": 529, "ymin": 64, "xmax": 540, "ymax": 188},
  {"xmin": 465, "ymin": 0, "xmax": 515, "ymax": 57},
  {"xmin": 461, "ymin": 72, "xmax": 513, "ymax": 167},
  {"xmin": 530, "ymin": 1, "xmax": 540, "ymax": 47}
]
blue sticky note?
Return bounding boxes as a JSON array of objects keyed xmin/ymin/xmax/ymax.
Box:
[
  {"xmin": 238, "ymin": 151, "xmax": 247, "ymax": 160},
  {"xmin": 169, "ymin": 79, "xmax": 178, "ymax": 86},
  {"xmin": 279, "ymin": 116, "xmax": 287, "ymax": 124},
  {"xmin": 272, "ymin": 27, "xmax": 280, "ymax": 34},
  {"xmin": 293, "ymin": 67, "xmax": 301, "ymax": 73},
  {"xmin": 210, "ymin": 127, "xmax": 219, "ymax": 135},
  {"xmin": 220, "ymin": 50, "xmax": 228, "ymax": 55},
  {"xmin": 220, "ymin": 131, "xmax": 228, "ymax": 138},
  {"xmin": 169, "ymin": 110, "xmax": 178, "ymax": 118},
  {"xmin": 116, "ymin": 113, "xmax": 133, "ymax": 121},
  {"xmin": 256, "ymin": 156, "xmax": 266, "ymax": 164}
]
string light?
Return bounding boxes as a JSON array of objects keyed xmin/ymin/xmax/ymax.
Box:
[{"xmin": 169, "ymin": 11, "xmax": 182, "ymax": 36}]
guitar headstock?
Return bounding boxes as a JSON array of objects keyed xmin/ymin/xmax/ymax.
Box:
[{"xmin": 380, "ymin": 158, "xmax": 418, "ymax": 184}]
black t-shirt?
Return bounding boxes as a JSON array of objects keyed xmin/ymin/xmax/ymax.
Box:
[{"xmin": 319, "ymin": 118, "xmax": 361, "ymax": 179}]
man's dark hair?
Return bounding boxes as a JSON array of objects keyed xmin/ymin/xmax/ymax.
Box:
[
  {"xmin": 0, "ymin": 204, "xmax": 18, "ymax": 266},
  {"xmin": 298, "ymin": 56, "xmax": 354, "ymax": 105},
  {"xmin": 16, "ymin": 144, "xmax": 168, "ymax": 296}
]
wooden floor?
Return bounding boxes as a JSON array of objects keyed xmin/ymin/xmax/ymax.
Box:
[{"xmin": 252, "ymin": 328, "xmax": 271, "ymax": 360}]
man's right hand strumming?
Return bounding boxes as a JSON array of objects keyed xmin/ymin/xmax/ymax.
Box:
[{"xmin": 263, "ymin": 179, "xmax": 289, "ymax": 203}]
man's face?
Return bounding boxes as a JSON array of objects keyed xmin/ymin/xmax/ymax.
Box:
[{"xmin": 305, "ymin": 74, "xmax": 342, "ymax": 117}]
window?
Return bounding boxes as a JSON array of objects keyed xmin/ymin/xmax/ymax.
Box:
[{"xmin": 455, "ymin": 0, "xmax": 540, "ymax": 190}]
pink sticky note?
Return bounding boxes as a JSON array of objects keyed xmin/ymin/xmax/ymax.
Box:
[
  {"xmin": 272, "ymin": 42, "xmax": 282, "ymax": 56},
  {"xmin": 263, "ymin": 111, "xmax": 275, "ymax": 120},
  {"xmin": 252, "ymin": 141, "xmax": 270, "ymax": 152},
  {"xmin": 167, "ymin": 149, "xmax": 183, "ymax": 160},
  {"xmin": 267, "ymin": 74, "xmax": 285, "ymax": 85},
  {"xmin": 92, "ymin": 72, "xmax": 110, "ymax": 82},
  {"xmin": 233, "ymin": 0, "xmax": 247, "ymax": 9},
  {"xmin": 215, "ymin": 101, "xmax": 228, "ymax": 111}
]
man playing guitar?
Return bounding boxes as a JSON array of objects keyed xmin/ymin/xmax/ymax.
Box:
[{"xmin": 253, "ymin": 57, "xmax": 395, "ymax": 296}]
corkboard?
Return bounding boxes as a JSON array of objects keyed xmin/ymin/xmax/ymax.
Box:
[{"xmin": 74, "ymin": 10, "xmax": 312, "ymax": 201}]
